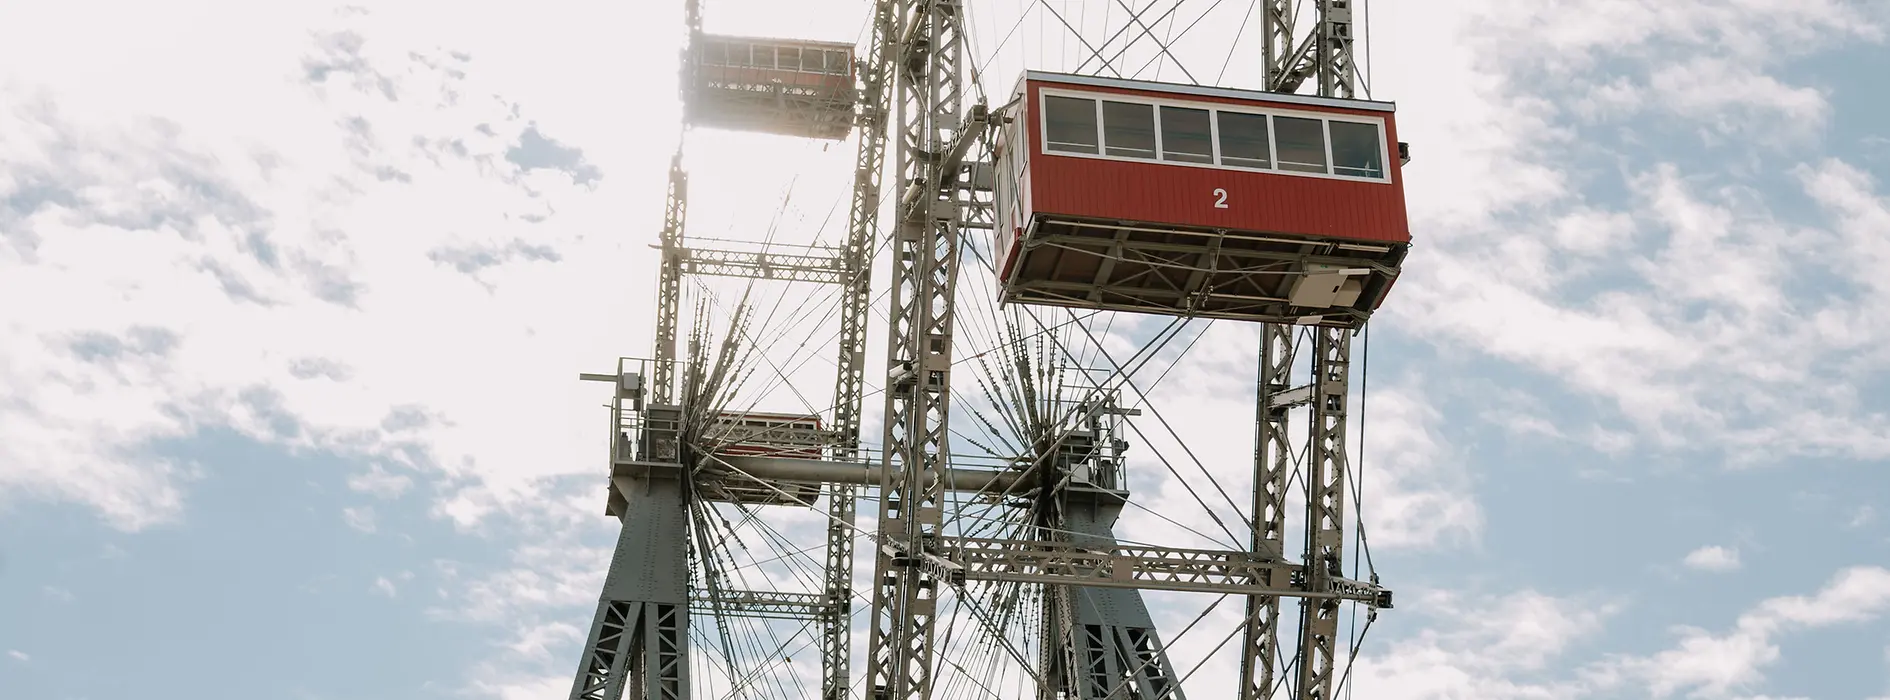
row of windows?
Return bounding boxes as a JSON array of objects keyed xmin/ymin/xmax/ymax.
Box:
[
  {"xmin": 713, "ymin": 413, "xmax": 823, "ymax": 429},
  {"xmin": 1041, "ymin": 93, "xmax": 1387, "ymax": 180},
  {"xmin": 699, "ymin": 41, "xmax": 853, "ymax": 76}
]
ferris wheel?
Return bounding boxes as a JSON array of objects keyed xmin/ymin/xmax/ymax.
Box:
[{"xmin": 568, "ymin": 1, "xmax": 1410, "ymax": 699}]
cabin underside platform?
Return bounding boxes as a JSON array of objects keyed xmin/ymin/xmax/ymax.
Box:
[
  {"xmin": 999, "ymin": 215, "xmax": 1408, "ymax": 329},
  {"xmin": 690, "ymin": 82, "xmax": 856, "ymax": 140}
]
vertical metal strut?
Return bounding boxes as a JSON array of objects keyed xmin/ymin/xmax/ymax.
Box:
[
  {"xmin": 1239, "ymin": 324, "xmax": 1295, "ymax": 700},
  {"xmin": 651, "ymin": 152, "xmax": 687, "ymax": 405},
  {"xmin": 1296, "ymin": 5, "xmax": 1357, "ymax": 697},
  {"xmin": 864, "ymin": 1, "xmax": 968, "ymax": 699},
  {"xmin": 653, "ymin": 0, "xmax": 702, "ymax": 405},
  {"xmin": 1249, "ymin": 2, "xmax": 1359, "ymax": 699},
  {"xmin": 1313, "ymin": 0, "xmax": 1355, "ymax": 100},
  {"xmin": 822, "ymin": 1, "xmax": 901, "ymax": 698},
  {"xmin": 1260, "ymin": 0, "xmax": 1299, "ymax": 92},
  {"xmin": 1295, "ymin": 330, "xmax": 1350, "ymax": 698}
]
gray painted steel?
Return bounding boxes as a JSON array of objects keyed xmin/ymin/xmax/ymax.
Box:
[
  {"xmin": 568, "ymin": 467, "xmax": 691, "ymax": 700},
  {"xmin": 563, "ymin": 2, "xmax": 1393, "ymax": 700}
]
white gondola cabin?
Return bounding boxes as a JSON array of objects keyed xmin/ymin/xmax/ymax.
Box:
[
  {"xmin": 992, "ymin": 71, "xmax": 1413, "ymax": 329},
  {"xmin": 688, "ymin": 35, "xmax": 858, "ymax": 141}
]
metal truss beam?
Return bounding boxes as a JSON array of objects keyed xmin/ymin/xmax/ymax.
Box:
[
  {"xmin": 821, "ymin": 1, "xmax": 900, "ymax": 696},
  {"xmin": 715, "ymin": 454, "xmax": 1028, "ymax": 492},
  {"xmin": 1295, "ymin": 328, "xmax": 1352, "ymax": 698},
  {"xmin": 678, "ymin": 247, "xmax": 848, "ymax": 284},
  {"xmin": 1254, "ymin": 4, "xmax": 1368, "ymax": 699},
  {"xmin": 1240, "ymin": 324, "xmax": 1296, "ymax": 700},
  {"xmin": 651, "ymin": 153, "xmax": 686, "ymax": 405},
  {"xmin": 865, "ymin": 1, "xmax": 972, "ymax": 699},
  {"xmin": 691, "ymin": 590, "xmax": 831, "ymax": 620},
  {"xmin": 1264, "ymin": 0, "xmax": 1356, "ymax": 98},
  {"xmin": 941, "ymin": 536, "xmax": 1388, "ymax": 603},
  {"xmin": 1291, "ymin": 3, "xmax": 1361, "ymax": 697}
]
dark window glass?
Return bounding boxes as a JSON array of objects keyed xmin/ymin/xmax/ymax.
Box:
[
  {"xmin": 1274, "ymin": 116, "xmax": 1328, "ymax": 173},
  {"xmin": 750, "ymin": 45, "xmax": 772, "ymax": 68},
  {"xmin": 1216, "ymin": 111, "xmax": 1271, "ymax": 169},
  {"xmin": 1159, "ymin": 106, "xmax": 1212, "ymax": 164},
  {"xmin": 828, "ymin": 50, "xmax": 851, "ymax": 74},
  {"xmin": 1328, "ymin": 121, "xmax": 1383, "ymax": 178},
  {"xmin": 776, "ymin": 47, "xmax": 801, "ymax": 71},
  {"xmin": 1102, "ymin": 101, "xmax": 1156, "ymax": 159},
  {"xmin": 1044, "ymin": 96, "xmax": 1099, "ymax": 154}
]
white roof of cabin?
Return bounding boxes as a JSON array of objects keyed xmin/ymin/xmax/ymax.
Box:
[
  {"xmin": 697, "ymin": 34, "xmax": 857, "ymax": 51},
  {"xmin": 1019, "ymin": 70, "xmax": 1396, "ymax": 113}
]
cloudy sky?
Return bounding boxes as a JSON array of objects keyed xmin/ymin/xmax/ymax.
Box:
[{"xmin": 4, "ymin": 0, "xmax": 1890, "ymax": 699}]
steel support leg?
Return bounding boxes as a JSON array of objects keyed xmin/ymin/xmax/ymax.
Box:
[
  {"xmin": 1052, "ymin": 493, "xmax": 1188, "ymax": 700},
  {"xmin": 569, "ymin": 471, "xmax": 691, "ymax": 700},
  {"xmin": 820, "ymin": 1, "xmax": 900, "ymax": 696}
]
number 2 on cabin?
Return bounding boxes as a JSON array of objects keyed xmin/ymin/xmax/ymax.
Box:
[{"xmin": 1212, "ymin": 188, "xmax": 1229, "ymax": 209}]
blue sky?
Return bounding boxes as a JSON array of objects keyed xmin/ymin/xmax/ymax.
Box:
[{"xmin": 4, "ymin": 1, "xmax": 1890, "ymax": 699}]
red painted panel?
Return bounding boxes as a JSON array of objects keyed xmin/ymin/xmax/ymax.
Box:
[
  {"xmin": 717, "ymin": 444, "xmax": 822, "ymax": 458},
  {"xmin": 1019, "ymin": 79, "xmax": 1411, "ymax": 246}
]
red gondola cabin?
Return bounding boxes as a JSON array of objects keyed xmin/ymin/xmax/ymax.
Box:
[
  {"xmin": 689, "ymin": 35, "xmax": 858, "ymax": 141},
  {"xmin": 992, "ymin": 71, "xmax": 1412, "ymax": 328},
  {"xmin": 697, "ymin": 411, "xmax": 827, "ymax": 506}
]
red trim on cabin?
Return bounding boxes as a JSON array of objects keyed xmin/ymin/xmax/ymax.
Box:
[
  {"xmin": 715, "ymin": 444, "xmax": 823, "ymax": 458},
  {"xmin": 713, "ymin": 411, "xmax": 824, "ymax": 429}
]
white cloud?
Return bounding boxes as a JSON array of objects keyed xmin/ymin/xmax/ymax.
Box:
[
  {"xmin": 1354, "ymin": 381, "xmax": 1483, "ymax": 550},
  {"xmin": 431, "ymin": 484, "xmax": 608, "ymax": 626},
  {"xmin": 467, "ymin": 674, "xmax": 575, "ymax": 700},
  {"xmin": 1592, "ymin": 566, "xmax": 1890, "ymax": 698},
  {"xmin": 5, "ymin": 650, "xmax": 27, "ymax": 662},
  {"xmin": 1352, "ymin": 566, "xmax": 1890, "ymax": 699},
  {"xmin": 341, "ymin": 506, "xmax": 377, "ymax": 533},
  {"xmin": 1363, "ymin": 0, "xmax": 1890, "ymax": 466},
  {"xmin": 347, "ymin": 464, "xmax": 413, "ymax": 499},
  {"xmin": 0, "ymin": 0, "xmax": 679, "ymax": 529},
  {"xmin": 372, "ymin": 576, "xmax": 398, "ymax": 597},
  {"xmin": 1350, "ymin": 587, "xmax": 1619, "ymax": 699},
  {"xmin": 0, "ymin": 0, "xmax": 890, "ymax": 534},
  {"xmin": 1683, "ymin": 545, "xmax": 1743, "ymax": 573}
]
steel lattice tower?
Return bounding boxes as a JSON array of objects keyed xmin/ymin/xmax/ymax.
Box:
[{"xmin": 568, "ymin": 1, "xmax": 1393, "ymax": 699}]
